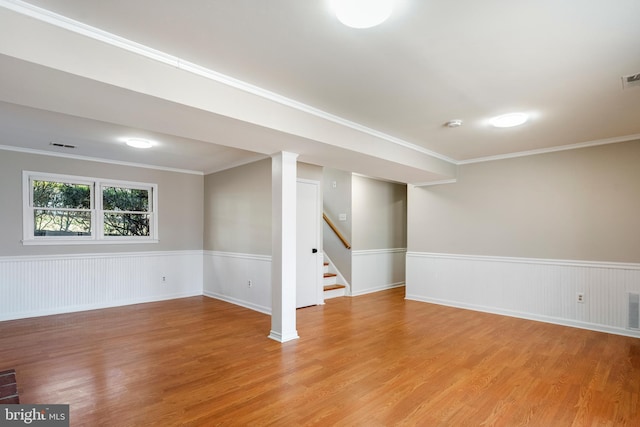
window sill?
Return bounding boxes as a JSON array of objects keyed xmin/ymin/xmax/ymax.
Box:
[{"xmin": 22, "ymin": 239, "xmax": 160, "ymax": 246}]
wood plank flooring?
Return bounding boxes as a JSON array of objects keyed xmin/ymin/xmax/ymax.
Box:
[{"xmin": 1, "ymin": 287, "xmax": 639, "ymax": 426}]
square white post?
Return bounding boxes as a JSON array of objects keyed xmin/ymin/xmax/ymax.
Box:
[{"xmin": 268, "ymin": 152, "xmax": 299, "ymax": 342}]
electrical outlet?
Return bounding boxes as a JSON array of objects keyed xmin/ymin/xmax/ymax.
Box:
[
  {"xmin": 248, "ymin": 280, "xmax": 252, "ymax": 288},
  {"xmin": 577, "ymin": 292, "xmax": 585, "ymax": 303}
]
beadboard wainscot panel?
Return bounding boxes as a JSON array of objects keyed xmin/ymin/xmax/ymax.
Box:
[
  {"xmin": 0, "ymin": 251, "xmax": 203, "ymax": 321},
  {"xmin": 406, "ymin": 252, "xmax": 640, "ymax": 338},
  {"xmin": 351, "ymin": 248, "xmax": 406, "ymax": 296},
  {"xmin": 203, "ymin": 251, "xmax": 272, "ymax": 314}
]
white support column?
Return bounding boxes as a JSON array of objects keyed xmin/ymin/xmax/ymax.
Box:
[{"xmin": 269, "ymin": 151, "xmax": 300, "ymax": 343}]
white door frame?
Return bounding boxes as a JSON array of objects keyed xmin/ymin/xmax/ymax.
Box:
[{"xmin": 297, "ymin": 178, "xmax": 324, "ymax": 307}]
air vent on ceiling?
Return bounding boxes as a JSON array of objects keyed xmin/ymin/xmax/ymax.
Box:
[
  {"xmin": 50, "ymin": 142, "xmax": 76, "ymax": 149},
  {"xmin": 622, "ymin": 73, "xmax": 640, "ymax": 89}
]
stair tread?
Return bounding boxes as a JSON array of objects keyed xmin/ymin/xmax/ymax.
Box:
[
  {"xmin": 323, "ymin": 273, "xmax": 337, "ymax": 278},
  {"xmin": 324, "ymin": 284, "xmax": 346, "ymax": 291}
]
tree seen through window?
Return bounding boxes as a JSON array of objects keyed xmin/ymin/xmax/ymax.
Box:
[
  {"xmin": 102, "ymin": 186, "xmax": 151, "ymax": 237},
  {"xmin": 33, "ymin": 180, "xmax": 92, "ymax": 236}
]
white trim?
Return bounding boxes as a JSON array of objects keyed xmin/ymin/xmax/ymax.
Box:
[
  {"xmin": 406, "ymin": 251, "xmax": 640, "ymax": 271},
  {"xmin": 352, "ymin": 172, "xmax": 405, "ymax": 186},
  {"xmin": 267, "ymin": 330, "xmax": 300, "ymax": 343},
  {"xmin": 1, "ymin": 145, "xmax": 203, "ymax": 175},
  {"xmin": 0, "ymin": 291, "xmax": 203, "ymax": 322},
  {"xmin": 203, "ymin": 154, "xmax": 269, "ymax": 175},
  {"xmin": 203, "ymin": 290, "xmax": 271, "ymax": 315},
  {"xmin": 352, "ymin": 248, "xmax": 407, "ymax": 256},
  {"xmin": 412, "ymin": 179, "xmax": 457, "ymax": 187},
  {"xmin": 458, "ymin": 133, "xmax": 640, "ymax": 165},
  {"xmin": 204, "ymin": 250, "xmax": 272, "ymax": 262},
  {"xmin": 0, "ymin": 250, "xmax": 201, "ymax": 263},
  {"xmin": 352, "ymin": 283, "xmax": 405, "ymax": 297},
  {"xmin": 0, "ymin": 0, "xmax": 455, "ymax": 166},
  {"xmin": 22, "ymin": 238, "xmax": 159, "ymax": 246},
  {"xmin": 4, "ymin": 130, "xmax": 636, "ymax": 179},
  {"xmin": 404, "ymin": 294, "xmax": 640, "ymax": 339},
  {"xmin": 297, "ymin": 178, "xmax": 324, "ymax": 307},
  {"xmin": 23, "ymin": 170, "xmax": 158, "ymax": 244}
]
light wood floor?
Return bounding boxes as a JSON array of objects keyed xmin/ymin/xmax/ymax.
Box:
[{"xmin": 1, "ymin": 287, "xmax": 639, "ymax": 426}]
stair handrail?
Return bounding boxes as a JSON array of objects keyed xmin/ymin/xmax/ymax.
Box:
[{"xmin": 323, "ymin": 212, "xmax": 351, "ymax": 250}]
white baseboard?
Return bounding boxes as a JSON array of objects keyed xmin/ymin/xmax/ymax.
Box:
[
  {"xmin": 203, "ymin": 290, "xmax": 271, "ymax": 315},
  {"xmin": 405, "ymin": 294, "xmax": 640, "ymax": 339},
  {"xmin": 2, "ymin": 291, "xmax": 202, "ymax": 322},
  {"xmin": 268, "ymin": 330, "xmax": 299, "ymax": 343},
  {"xmin": 351, "ymin": 282, "xmax": 405, "ymax": 297}
]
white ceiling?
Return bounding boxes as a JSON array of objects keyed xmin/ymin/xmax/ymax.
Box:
[{"xmin": 0, "ymin": 0, "xmax": 639, "ymax": 182}]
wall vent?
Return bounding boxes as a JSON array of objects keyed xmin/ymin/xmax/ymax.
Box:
[
  {"xmin": 50, "ymin": 142, "xmax": 76, "ymax": 149},
  {"xmin": 622, "ymin": 73, "xmax": 640, "ymax": 89},
  {"xmin": 629, "ymin": 293, "xmax": 640, "ymax": 330}
]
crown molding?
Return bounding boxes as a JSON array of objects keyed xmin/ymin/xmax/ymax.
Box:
[
  {"xmin": 0, "ymin": 0, "xmax": 456, "ymax": 166},
  {"xmin": 458, "ymin": 133, "xmax": 640, "ymax": 165},
  {"xmin": 0, "ymin": 145, "xmax": 203, "ymax": 175}
]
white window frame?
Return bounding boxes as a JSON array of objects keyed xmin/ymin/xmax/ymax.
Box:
[{"xmin": 22, "ymin": 171, "xmax": 159, "ymax": 245}]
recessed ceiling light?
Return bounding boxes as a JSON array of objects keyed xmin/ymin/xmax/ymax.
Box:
[
  {"xmin": 331, "ymin": 0, "xmax": 394, "ymax": 29},
  {"xmin": 445, "ymin": 120, "xmax": 463, "ymax": 128},
  {"xmin": 124, "ymin": 138, "xmax": 153, "ymax": 149},
  {"xmin": 490, "ymin": 113, "xmax": 529, "ymax": 128}
]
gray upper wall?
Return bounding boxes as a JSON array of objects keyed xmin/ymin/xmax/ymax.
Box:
[
  {"xmin": 352, "ymin": 175, "xmax": 407, "ymax": 250},
  {"xmin": 203, "ymin": 159, "xmax": 323, "ymax": 255},
  {"xmin": 204, "ymin": 159, "xmax": 272, "ymax": 255},
  {"xmin": 408, "ymin": 140, "xmax": 640, "ymax": 263},
  {"xmin": 323, "ymin": 168, "xmax": 353, "ymax": 240},
  {"xmin": 0, "ymin": 149, "xmax": 204, "ymax": 256}
]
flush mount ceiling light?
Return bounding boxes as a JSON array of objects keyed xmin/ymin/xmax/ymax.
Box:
[
  {"xmin": 489, "ymin": 112, "xmax": 529, "ymax": 128},
  {"xmin": 124, "ymin": 138, "xmax": 154, "ymax": 149},
  {"xmin": 445, "ymin": 119, "xmax": 463, "ymax": 128},
  {"xmin": 331, "ymin": 0, "xmax": 394, "ymax": 29}
]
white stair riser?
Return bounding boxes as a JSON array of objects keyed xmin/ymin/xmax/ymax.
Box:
[
  {"xmin": 323, "ymin": 256, "xmax": 348, "ymax": 297},
  {"xmin": 323, "ymin": 275, "xmax": 337, "ymax": 286},
  {"xmin": 324, "ymin": 288, "xmax": 346, "ymax": 299}
]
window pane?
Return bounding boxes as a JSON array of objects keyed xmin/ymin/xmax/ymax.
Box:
[
  {"xmin": 33, "ymin": 180, "xmax": 91, "ymax": 209},
  {"xmin": 103, "ymin": 187, "xmax": 149, "ymax": 212},
  {"xmin": 34, "ymin": 210, "xmax": 92, "ymax": 236},
  {"xmin": 104, "ymin": 213, "xmax": 150, "ymax": 237}
]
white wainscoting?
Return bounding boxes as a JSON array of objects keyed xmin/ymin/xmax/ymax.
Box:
[
  {"xmin": 0, "ymin": 251, "xmax": 203, "ymax": 321},
  {"xmin": 203, "ymin": 251, "xmax": 272, "ymax": 314},
  {"xmin": 351, "ymin": 248, "xmax": 406, "ymax": 296},
  {"xmin": 406, "ymin": 252, "xmax": 640, "ymax": 338}
]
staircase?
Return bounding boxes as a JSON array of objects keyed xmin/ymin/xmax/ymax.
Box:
[{"xmin": 323, "ymin": 259, "xmax": 346, "ymax": 299}]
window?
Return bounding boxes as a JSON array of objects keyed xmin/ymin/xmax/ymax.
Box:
[{"xmin": 23, "ymin": 172, "xmax": 158, "ymax": 244}]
